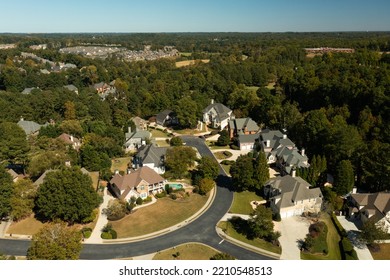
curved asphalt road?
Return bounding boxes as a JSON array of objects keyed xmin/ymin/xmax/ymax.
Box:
[{"xmin": 0, "ymin": 136, "xmax": 273, "ymax": 260}]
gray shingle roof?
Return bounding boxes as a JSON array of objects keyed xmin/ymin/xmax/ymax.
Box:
[
  {"xmin": 156, "ymin": 109, "xmax": 173, "ymax": 125},
  {"xmin": 203, "ymin": 103, "xmax": 232, "ymax": 119},
  {"xmin": 17, "ymin": 119, "xmax": 42, "ymax": 135},
  {"xmin": 229, "ymin": 118, "xmax": 259, "ymax": 135},
  {"xmin": 135, "ymin": 144, "xmax": 168, "ymax": 166}
]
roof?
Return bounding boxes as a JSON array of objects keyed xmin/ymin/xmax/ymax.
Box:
[
  {"xmin": 266, "ymin": 175, "xmax": 322, "ymax": 209},
  {"xmin": 135, "ymin": 144, "xmax": 168, "ymax": 166},
  {"xmin": 238, "ymin": 133, "xmax": 260, "ymax": 144},
  {"xmin": 229, "ymin": 118, "xmax": 259, "ymax": 134},
  {"xmin": 63, "ymin": 84, "xmax": 78, "ymax": 92},
  {"xmin": 110, "ymin": 166, "xmax": 165, "ymax": 199},
  {"xmin": 57, "ymin": 133, "xmax": 81, "ymax": 145},
  {"xmin": 203, "ymin": 103, "xmax": 232, "ymax": 120},
  {"xmin": 17, "ymin": 119, "xmax": 42, "ymax": 135},
  {"xmin": 350, "ymin": 192, "xmax": 390, "ymax": 222},
  {"xmin": 33, "ymin": 169, "xmax": 55, "ymax": 187},
  {"xmin": 21, "ymin": 87, "xmax": 38, "ymax": 94},
  {"xmin": 124, "ymin": 129, "xmax": 151, "ymax": 147},
  {"xmin": 7, "ymin": 169, "xmax": 18, "ymax": 179},
  {"xmin": 156, "ymin": 109, "xmax": 173, "ymax": 125}
]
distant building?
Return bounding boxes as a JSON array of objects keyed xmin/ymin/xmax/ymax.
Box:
[
  {"xmin": 123, "ymin": 127, "xmax": 151, "ymax": 152},
  {"xmin": 156, "ymin": 109, "xmax": 178, "ymax": 127},
  {"xmin": 63, "ymin": 84, "xmax": 79, "ymax": 94},
  {"xmin": 228, "ymin": 117, "xmax": 260, "ymax": 150},
  {"xmin": 57, "ymin": 133, "xmax": 81, "ymax": 150},
  {"xmin": 17, "ymin": 118, "xmax": 43, "ymax": 135}
]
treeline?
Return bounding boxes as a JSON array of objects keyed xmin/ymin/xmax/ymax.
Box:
[{"xmin": 0, "ymin": 33, "xmax": 389, "ymax": 193}]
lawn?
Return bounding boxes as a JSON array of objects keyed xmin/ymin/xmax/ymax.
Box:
[
  {"xmin": 149, "ymin": 128, "xmax": 170, "ymax": 138},
  {"xmin": 230, "ymin": 191, "xmax": 265, "ymax": 215},
  {"xmin": 246, "ymin": 86, "xmax": 260, "ymax": 93},
  {"xmin": 214, "ymin": 151, "xmax": 232, "ymax": 160},
  {"xmin": 154, "ymin": 140, "xmax": 170, "ymax": 147},
  {"xmin": 153, "ymin": 243, "xmax": 220, "ymax": 260},
  {"xmin": 111, "ymin": 157, "xmax": 131, "ymax": 173},
  {"xmin": 301, "ymin": 213, "xmax": 341, "ymax": 260},
  {"xmin": 7, "ymin": 215, "xmax": 45, "ymax": 236},
  {"xmin": 175, "ymin": 59, "xmax": 210, "ymax": 68},
  {"xmin": 218, "ymin": 221, "xmax": 281, "ymax": 255},
  {"xmin": 370, "ymin": 243, "xmax": 390, "ymax": 260},
  {"xmin": 221, "ymin": 164, "xmax": 231, "ymax": 175},
  {"xmin": 110, "ymin": 193, "xmax": 209, "ymax": 238}
]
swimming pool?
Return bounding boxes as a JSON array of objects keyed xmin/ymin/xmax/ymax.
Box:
[{"xmin": 168, "ymin": 183, "xmax": 183, "ymax": 190}]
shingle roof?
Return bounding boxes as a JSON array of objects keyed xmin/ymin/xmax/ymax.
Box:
[
  {"xmin": 110, "ymin": 166, "xmax": 165, "ymax": 199},
  {"xmin": 350, "ymin": 192, "xmax": 390, "ymax": 222},
  {"xmin": 203, "ymin": 103, "xmax": 232, "ymax": 119},
  {"xmin": 136, "ymin": 144, "xmax": 168, "ymax": 165},
  {"xmin": 266, "ymin": 175, "xmax": 322, "ymax": 208},
  {"xmin": 17, "ymin": 119, "xmax": 42, "ymax": 135},
  {"xmin": 156, "ymin": 109, "xmax": 173, "ymax": 125},
  {"xmin": 229, "ymin": 118, "xmax": 259, "ymax": 134}
]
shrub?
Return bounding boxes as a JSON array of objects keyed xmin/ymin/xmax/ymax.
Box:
[
  {"xmin": 136, "ymin": 197, "xmax": 143, "ymax": 205},
  {"xmin": 101, "ymin": 232, "xmax": 112, "ymax": 239},
  {"xmin": 223, "ymin": 151, "xmax": 233, "ymax": 157},
  {"xmin": 272, "ymin": 213, "xmax": 281, "ymax": 222},
  {"xmin": 144, "ymin": 196, "xmax": 152, "ymax": 203},
  {"xmin": 155, "ymin": 191, "xmax": 167, "ymax": 198},
  {"xmin": 220, "ymin": 160, "xmax": 235, "ymax": 165},
  {"xmin": 110, "ymin": 229, "xmax": 117, "ymax": 239},
  {"xmin": 170, "ymin": 193, "xmax": 177, "ymax": 200},
  {"xmin": 103, "ymin": 200, "xmax": 127, "ymax": 221},
  {"xmin": 83, "ymin": 230, "xmax": 92, "ymax": 238},
  {"xmin": 230, "ymin": 144, "xmax": 240, "ymax": 150}
]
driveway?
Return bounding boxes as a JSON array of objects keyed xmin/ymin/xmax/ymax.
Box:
[
  {"xmin": 336, "ymin": 216, "xmax": 373, "ymax": 260},
  {"xmin": 274, "ymin": 216, "xmax": 311, "ymax": 260}
]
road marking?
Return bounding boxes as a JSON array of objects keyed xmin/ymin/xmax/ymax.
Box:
[{"xmin": 219, "ymin": 239, "xmax": 224, "ymax": 244}]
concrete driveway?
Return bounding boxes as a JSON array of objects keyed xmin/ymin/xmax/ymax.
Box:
[
  {"xmin": 336, "ymin": 216, "xmax": 373, "ymax": 260},
  {"xmin": 274, "ymin": 216, "xmax": 311, "ymax": 260}
]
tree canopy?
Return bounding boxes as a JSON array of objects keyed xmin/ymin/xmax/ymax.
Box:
[
  {"xmin": 0, "ymin": 168, "xmax": 13, "ymax": 219},
  {"xmin": 34, "ymin": 168, "xmax": 100, "ymax": 224}
]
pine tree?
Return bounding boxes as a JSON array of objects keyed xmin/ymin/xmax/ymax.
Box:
[{"xmin": 252, "ymin": 151, "xmax": 270, "ymax": 192}]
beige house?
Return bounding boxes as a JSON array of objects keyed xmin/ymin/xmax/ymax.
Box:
[
  {"xmin": 109, "ymin": 166, "xmax": 167, "ymax": 201},
  {"xmin": 349, "ymin": 192, "xmax": 390, "ymax": 233},
  {"xmin": 264, "ymin": 175, "xmax": 322, "ymax": 219}
]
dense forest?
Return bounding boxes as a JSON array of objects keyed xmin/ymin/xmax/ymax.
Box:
[{"xmin": 0, "ymin": 32, "xmax": 389, "ymax": 194}]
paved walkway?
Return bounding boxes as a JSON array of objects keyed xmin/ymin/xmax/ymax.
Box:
[
  {"xmin": 274, "ymin": 216, "xmax": 311, "ymax": 260},
  {"xmin": 0, "ymin": 220, "xmax": 11, "ymax": 238},
  {"xmin": 336, "ymin": 216, "xmax": 373, "ymax": 260}
]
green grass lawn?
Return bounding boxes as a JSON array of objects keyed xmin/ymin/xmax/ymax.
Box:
[
  {"xmin": 370, "ymin": 243, "xmax": 390, "ymax": 260},
  {"xmin": 153, "ymin": 243, "xmax": 220, "ymax": 260},
  {"xmin": 246, "ymin": 86, "xmax": 260, "ymax": 92},
  {"xmin": 214, "ymin": 151, "xmax": 232, "ymax": 160},
  {"xmin": 149, "ymin": 128, "xmax": 170, "ymax": 138},
  {"xmin": 230, "ymin": 191, "xmax": 265, "ymax": 215},
  {"xmin": 110, "ymin": 157, "xmax": 131, "ymax": 173},
  {"xmin": 111, "ymin": 193, "xmax": 209, "ymax": 238},
  {"xmin": 301, "ymin": 213, "xmax": 341, "ymax": 260},
  {"xmin": 180, "ymin": 52, "xmax": 192, "ymax": 57},
  {"xmin": 154, "ymin": 140, "xmax": 170, "ymax": 147},
  {"xmin": 221, "ymin": 164, "xmax": 231, "ymax": 175},
  {"xmin": 218, "ymin": 221, "xmax": 281, "ymax": 255}
]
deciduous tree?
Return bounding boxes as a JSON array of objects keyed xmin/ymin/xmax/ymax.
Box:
[{"xmin": 0, "ymin": 168, "xmax": 13, "ymax": 219}]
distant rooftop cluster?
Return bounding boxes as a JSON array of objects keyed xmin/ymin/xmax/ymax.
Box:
[
  {"xmin": 0, "ymin": 43, "xmax": 16, "ymax": 49},
  {"xmin": 304, "ymin": 47, "xmax": 355, "ymax": 55},
  {"xmin": 59, "ymin": 45, "xmax": 179, "ymax": 61}
]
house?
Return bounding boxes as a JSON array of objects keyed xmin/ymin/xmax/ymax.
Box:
[
  {"xmin": 202, "ymin": 99, "xmax": 234, "ymax": 130},
  {"xmin": 156, "ymin": 109, "xmax": 178, "ymax": 127},
  {"xmin": 258, "ymin": 129, "xmax": 308, "ymax": 175},
  {"xmin": 131, "ymin": 116, "xmax": 148, "ymax": 131},
  {"xmin": 63, "ymin": 84, "xmax": 79, "ymax": 94},
  {"xmin": 123, "ymin": 127, "xmax": 151, "ymax": 152},
  {"xmin": 57, "ymin": 133, "xmax": 81, "ymax": 150},
  {"xmin": 17, "ymin": 118, "xmax": 42, "ymax": 135},
  {"xmin": 93, "ymin": 82, "xmax": 116, "ymax": 99},
  {"xmin": 109, "ymin": 166, "xmax": 167, "ymax": 200},
  {"xmin": 133, "ymin": 144, "xmax": 168, "ymax": 174},
  {"xmin": 7, "ymin": 169, "xmax": 20, "ymax": 182},
  {"xmin": 264, "ymin": 175, "xmax": 323, "ymax": 219},
  {"xmin": 228, "ymin": 117, "xmax": 260, "ymax": 150},
  {"xmin": 349, "ymin": 192, "xmax": 390, "ymax": 233},
  {"xmin": 21, "ymin": 87, "xmax": 40, "ymax": 94},
  {"xmin": 33, "ymin": 169, "xmax": 55, "ymax": 187}
]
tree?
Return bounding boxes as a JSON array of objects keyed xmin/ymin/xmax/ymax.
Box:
[
  {"xmin": 210, "ymin": 252, "xmax": 235, "ymax": 260},
  {"xmin": 64, "ymin": 101, "xmax": 76, "ymax": 120},
  {"xmin": 27, "ymin": 222, "xmax": 82, "ymax": 260},
  {"xmin": 252, "ymin": 151, "xmax": 269, "ymax": 192},
  {"xmin": 197, "ymin": 156, "xmax": 219, "ymax": 180},
  {"xmin": 10, "ymin": 179, "xmax": 37, "ymax": 221},
  {"xmin": 175, "ymin": 96, "xmax": 199, "ymax": 129},
  {"xmin": 27, "ymin": 150, "xmax": 68, "ymax": 179},
  {"xmin": 359, "ymin": 220, "xmax": 388, "ymax": 246},
  {"xmin": 334, "ymin": 160, "xmax": 354, "ymax": 195},
  {"xmin": 80, "ymin": 144, "xmax": 111, "ymax": 172},
  {"xmin": 59, "ymin": 120, "xmax": 84, "ymax": 138},
  {"xmin": 0, "ymin": 122, "xmax": 29, "ymax": 163},
  {"xmin": 102, "ymin": 199, "xmax": 127, "ymax": 221},
  {"xmin": 198, "ymin": 178, "xmax": 215, "ymax": 195},
  {"xmin": 230, "ymin": 154, "xmax": 255, "ymax": 191},
  {"xmin": 0, "ymin": 168, "xmax": 13, "ymax": 219},
  {"xmin": 248, "ymin": 205, "xmax": 280, "ymax": 242},
  {"xmin": 165, "ymin": 146, "xmax": 197, "ymax": 178},
  {"xmin": 34, "ymin": 168, "xmax": 100, "ymax": 224},
  {"xmin": 216, "ymin": 130, "xmax": 230, "ymax": 146},
  {"xmin": 169, "ymin": 136, "xmax": 183, "ymax": 146}
]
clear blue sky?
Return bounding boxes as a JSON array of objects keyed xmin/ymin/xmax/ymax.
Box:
[{"xmin": 1, "ymin": 0, "xmax": 389, "ymax": 33}]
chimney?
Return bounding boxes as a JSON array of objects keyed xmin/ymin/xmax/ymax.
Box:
[
  {"xmin": 211, "ymin": 99, "xmax": 214, "ymax": 104},
  {"xmin": 352, "ymin": 187, "xmax": 357, "ymax": 194},
  {"xmin": 301, "ymin": 148, "xmax": 305, "ymax": 156},
  {"xmin": 20, "ymin": 116, "xmax": 24, "ymax": 121},
  {"xmin": 114, "ymin": 169, "xmax": 119, "ymax": 175},
  {"xmin": 127, "ymin": 169, "xmax": 131, "ymax": 174},
  {"xmin": 70, "ymin": 135, "xmax": 74, "ymax": 142},
  {"xmin": 291, "ymin": 169, "xmax": 296, "ymax": 177},
  {"xmin": 283, "ymin": 134, "xmax": 287, "ymax": 139},
  {"xmin": 128, "ymin": 127, "xmax": 132, "ymax": 134},
  {"xmin": 266, "ymin": 140, "xmax": 270, "ymax": 148}
]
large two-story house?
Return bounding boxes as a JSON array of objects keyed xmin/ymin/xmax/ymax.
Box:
[
  {"xmin": 202, "ymin": 100, "xmax": 234, "ymax": 130},
  {"xmin": 123, "ymin": 127, "xmax": 151, "ymax": 152},
  {"xmin": 258, "ymin": 129, "xmax": 309, "ymax": 175},
  {"xmin": 132, "ymin": 144, "xmax": 168, "ymax": 174},
  {"xmin": 109, "ymin": 166, "xmax": 167, "ymax": 200},
  {"xmin": 228, "ymin": 117, "xmax": 260, "ymax": 150},
  {"xmin": 349, "ymin": 192, "xmax": 390, "ymax": 233},
  {"xmin": 264, "ymin": 175, "xmax": 323, "ymax": 219}
]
